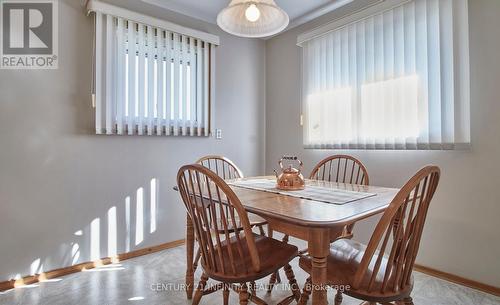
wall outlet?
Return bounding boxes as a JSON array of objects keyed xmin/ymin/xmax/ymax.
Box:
[{"xmin": 215, "ymin": 129, "xmax": 222, "ymax": 139}]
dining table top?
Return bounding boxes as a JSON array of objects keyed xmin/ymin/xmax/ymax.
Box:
[{"xmin": 223, "ymin": 176, "xmax": 400, "ymax": 228}]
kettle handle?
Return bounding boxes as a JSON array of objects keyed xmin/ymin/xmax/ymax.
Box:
[{"xmin": 279, "ymin": 155, "xmax": 303, "ymax": 172}]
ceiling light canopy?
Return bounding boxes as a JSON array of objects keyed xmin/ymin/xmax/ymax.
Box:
[{"xmin": 217, "ymin": 0, "xmax": 289, "ymax": 38}]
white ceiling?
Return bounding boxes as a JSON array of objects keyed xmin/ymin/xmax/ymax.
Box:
[{"xmin": 142, "ymin": 0, "xmax": 354, "ymax": 30}]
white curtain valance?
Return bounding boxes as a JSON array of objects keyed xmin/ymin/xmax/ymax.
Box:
[
  {"xmin": 299, "ymin": 0, "xmax": 470, "ymax": 150},
  {"xmin": 87, "ymin": 0, "xmax": 220, "ymax": 45}
]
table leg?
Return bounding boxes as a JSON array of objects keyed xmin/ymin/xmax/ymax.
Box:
[
  {"xmin": 308, "ymin": 228, "xmax": 330, "ymax": 305},
  {"xmin": 185, "ymin": 214, "xmax": 195, "ymax": 299}
]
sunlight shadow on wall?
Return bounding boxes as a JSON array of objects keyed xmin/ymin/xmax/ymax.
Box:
[
  {"xmin": 150, "ymin": 178, "xmax": 158, "ymax": 234},
  {"xmin": 125, "ymin": 196, "xmax": 131, "ymax": 252},
  {"xmin": 135, "ymin": 188, "xmax": 144, "ymax": 246},
  {"xmin": 4, "ymin": 177, "xmax": 161, "ymax": 287},
  {"xmin": 71, "ymin": 243, "xmax": 80, "ymax": 265},
  {"xmin": 107, "ymin": 206, "xmax": 117, "ymax": 257},
  {"xmin": 90, "ymin": 218, "xmax": 100, "ymax": 261},
  {"xmin": 30, "ymin": 259, "xmax": 42, "ymax": 276}
]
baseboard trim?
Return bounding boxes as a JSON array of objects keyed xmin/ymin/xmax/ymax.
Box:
[
  {"xmin": 0, "ymin": 239, "xmax": 185, "ymax": 292},
  {"xmin": 414, "ymin": 264, "xmax": 500, "ymax": 297}
]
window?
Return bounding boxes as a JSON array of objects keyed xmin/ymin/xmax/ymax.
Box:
[
  {"xmin": 299, "ymin": 0, "xmax": 470, "ymax": 149},
  {"xmin": 90, "ymin": 2, "xmax": 219, "ymax": 136}
]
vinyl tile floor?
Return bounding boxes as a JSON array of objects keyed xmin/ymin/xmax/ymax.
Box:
[{"xmin": 0, "ymin": 245, "xmax": 498, "ymax": 305}]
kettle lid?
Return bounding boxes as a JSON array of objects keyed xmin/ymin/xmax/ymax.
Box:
[{"xmin": 283, "ymin": 165, "xmax": 299, "ymax": 174}]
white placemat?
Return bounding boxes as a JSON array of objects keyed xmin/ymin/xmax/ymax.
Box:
[{"xmin": 228, "ymin": 178, "xmax": 376, "ymax": 205}]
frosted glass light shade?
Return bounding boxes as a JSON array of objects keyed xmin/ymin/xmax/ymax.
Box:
[{"xmin": 217, "ymin": 0, "xmax": 289, "ymax": 38}]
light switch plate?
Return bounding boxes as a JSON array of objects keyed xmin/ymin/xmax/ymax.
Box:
[{"xmin": 215, "ymin": 129, "xmax": 222, "ymax": 139}]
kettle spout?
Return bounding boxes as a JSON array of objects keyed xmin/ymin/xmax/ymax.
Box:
[{"xmin": 273, "ymin": 169, "xmax": 279, "ymax": 178}]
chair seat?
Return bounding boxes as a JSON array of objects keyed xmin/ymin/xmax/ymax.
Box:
[
  {"xmin": 299, "ymin": 239, "xmax": 413, "ymax": 302},
  {"xmin": 204, "ymin": 233, "xmax": 298, "ymax": 283},
  {"xmin": 215, "ymin": 214, "xmax": 267, "ymax": 233}
]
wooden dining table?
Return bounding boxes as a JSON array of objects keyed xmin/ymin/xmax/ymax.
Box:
[{"xmin": 183, "ymin": 176, "xmax": 400, "ymax": 305}]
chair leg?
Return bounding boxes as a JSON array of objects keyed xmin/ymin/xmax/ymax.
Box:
[
  {"xmin": 250, "ymin": 281, "xmax": 257, "ymax": 297},
  {"xmin": 267, "ymin": 227, "xmax": 285, "ymax": 293},
  {"xmin": 193, "ymin": 248, "xmax": 201, "ymax": 272},
  {"xmin": 284, "ymin": 264, "xmax": 301, "ymax": 301},
  {"xmin": 258, "ymin": 224, "xmax": 266, "ymax": 236},
  {"xmin": 239, "ymin": 283, "xmax": 250, "ymax": 305},
  {"xmin": 223, "ymin": 284, "xmax": 230, "ymax": 305},
  {"xmin": 334, "ymin": 290, "xmax": 343, "ymax": 305},
  {"xmin": 276, "ymin": 264, "xmax": 301, "ymax": 305},
  {"xmin": 403, "ymin": 297, "xmax": 414, "ymax": 305},
  {"xmin": 249, "ymin": 281, "xmax": 269, "ymax": 305},
  {"xmin": 298, "ymin": 277, "xmax": 312, "ymax": 305},
  {"xmin": 276, "ymin": 234, "xmax": 290, "ymax": 284},
  {"xmin": 267, "ymin": 271, "xmax": 279, "ymax": 293},
  {"xmin": 343, "ymin": 224, "xmax": 355, "ymax": 239},
  {"xmin": 192, "ymin": 273, "xmax": 208, "ymax": 305}
]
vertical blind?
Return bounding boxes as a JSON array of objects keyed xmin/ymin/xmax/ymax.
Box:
[
  {"xmin": 91, "ymin": 5, "xmax": 216, "ymax": 136},
  {"xmin": 299, "ymin": 0, "xmax": 470, "ymax": 150}
]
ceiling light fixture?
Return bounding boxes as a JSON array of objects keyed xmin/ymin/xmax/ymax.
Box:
[{"xmin": 217, "ymin": 0, "xmax": 289, "ymax": 38}]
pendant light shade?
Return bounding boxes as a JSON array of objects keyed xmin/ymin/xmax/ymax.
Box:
[{"xmin": 217, "ymin": 0, "xmax": 289, "ymax": 38}]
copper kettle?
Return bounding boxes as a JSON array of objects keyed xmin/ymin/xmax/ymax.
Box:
[{"xmin": 274, "ymin": 156, "xmax": 305, "ymax": 191}]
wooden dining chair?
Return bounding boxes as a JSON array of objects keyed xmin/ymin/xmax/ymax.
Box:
[
  {"xmin": 297, "ymin": 166, "xmax": 440, "ymax": 305},
  {"xmin": 268, "ymin": 155, "xmax": 370, "ymax": 293},
  {"xmin": 177, "ymin": 164, "xmax": 300, "ymax": 305},
  {"xmin": 194, "ymin": 156, "xmax": 268, "ymax": 268},
  {"xmin": 310, "ymin": 155, "xmax": 370, "ymax": 240},
  {"xmin": 197, "ymin": 155, "xmax": 268, "ymax": 232},
  {"xmin": 309, "ymin": 155, "xmax": 370, "ymax": 185},
  {"xmin": 197, "ymin": 155, "xmax": 245, "ymax": 180},
  {"xmin": 197, "ymin": 155, "xmax": 299, "ymax": 300}
]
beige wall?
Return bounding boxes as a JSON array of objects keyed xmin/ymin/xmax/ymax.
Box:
[
  {"xmin": 0, "ymin": 0, "xmax": 266, "ymax": 280},
  {"xmin": 265, "ymin": 0, "xmax": 500, "ymax": 286}
]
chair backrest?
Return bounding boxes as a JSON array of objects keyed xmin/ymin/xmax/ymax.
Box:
[
  {"xmin": 309, "ymin": 155, "xmax": 369, "ymax": 185},
  {"xmin": 196, "ymin": 155, "xmax": 244, "ymax": 179},
  {"xmin": 177, "ymin": 164, "xmax": 260, "ymax": 276},
  {"xmin": 353, "ymin": 166, "xmax": 440, "ymax": 294}
]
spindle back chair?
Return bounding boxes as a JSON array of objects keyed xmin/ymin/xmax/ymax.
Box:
[
  {"xmin": 177, "ymin": 164, "xmax": 299, "ymax": 305},
  {"xmin": 353, "ymin": 166, "xmax": 440, "ymax": 298},
  {"xmin": 309, "ymin": 155, "xmax": 370, "ymax": 240},
  {"xmin": 196, "ymin": 155, "xmax": 244, "ymax": 180},
  {"xmin": 196, "ymin": 155, "xmax": 267, "ymax": 232},
  {"xmin": 298, "ymin": 166, "xmax": 441, "ymax": 305},
  {"xmin": 178, "ymin": 164, "xmax": 260, "ymax": 278},
  {"xmin": 310, "ymin": 155, "xmax": 369, "ymax": 185}
]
